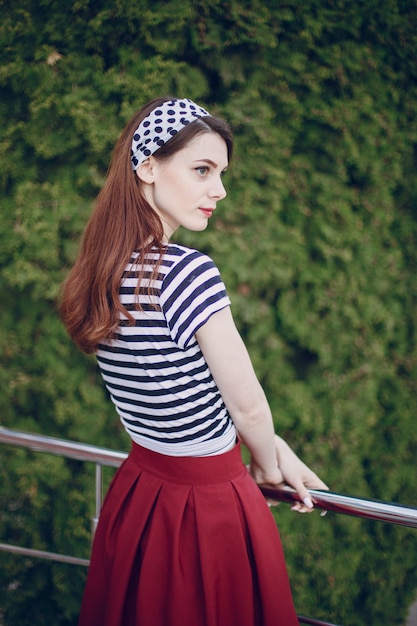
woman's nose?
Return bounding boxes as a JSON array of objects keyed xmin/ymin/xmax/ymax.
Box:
[{"xmin": 209, "ymin": 176, "xmax": 227, "ymax": 200}]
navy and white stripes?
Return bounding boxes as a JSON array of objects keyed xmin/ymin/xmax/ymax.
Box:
[{"xmin": 96, "ymin": 244, "xmax": 236, "ymax": 456}]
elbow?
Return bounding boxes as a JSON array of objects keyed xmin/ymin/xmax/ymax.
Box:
[{"xmin": 227, "ymin": 394, "xmax": 269, "ymax": 431}]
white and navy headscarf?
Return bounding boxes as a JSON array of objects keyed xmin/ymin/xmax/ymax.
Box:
[{"xmin": 131, "ymin": 98, "xmax": 211, "ymax": 170}]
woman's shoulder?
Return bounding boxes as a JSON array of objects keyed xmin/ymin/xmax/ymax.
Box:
[
  {"xmin": 160, "ymin": 243, "xmax": 223, "ymax": 288},
  {"xmin": 130, "ymin": 243, "xmax": 205, "ymax": 264},
  {"xmin": 129, "ymin": 244, "xmax": 218, "ymax": 276},
  {"xmin": 163, "ymin": 243, "xmax": 215, "ymax": 266},
  {"xmin": 165, "ymin": 242, "xmax": 201, "ymax": 258}
]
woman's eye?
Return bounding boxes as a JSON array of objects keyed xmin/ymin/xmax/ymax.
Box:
[{"xmin": 196, "ymin": 166, "xmax": 209, "ymax": 176}]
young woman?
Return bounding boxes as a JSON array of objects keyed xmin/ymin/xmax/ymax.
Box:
[{"xmin": 60, "ymin": 97, "xmax": 328, "ymax": 626}]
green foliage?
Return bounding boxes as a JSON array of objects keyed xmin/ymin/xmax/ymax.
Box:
[{"xmin": 1, "ymin": 0, "xmax": 416, "ymax": 624}]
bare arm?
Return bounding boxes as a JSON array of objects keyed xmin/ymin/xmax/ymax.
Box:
[
  {"xmin": 196, "ymin": 306, "xmax": 328, "ymax": 506},
  {"xmin": 196, "ymin": 306, "xmax": 281, "ymax": 484}
]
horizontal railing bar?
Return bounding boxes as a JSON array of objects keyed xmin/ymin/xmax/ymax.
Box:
[
  {"xmin": 4, "ymin": 425, "xmax": 417, "ymax": 626},
  {"xmin": 298, "ymin": 616, "xmax": 341, "ymax": 626},
  {"xmin": 1, "ymin": 426, "xmax": 416, "ymax": 529},
  {"xmin": 0, "ymin": 542, "xmax": 89, "ymax": 567},
  {"xmin": 0, "ymin": 426, "xmax": 127, "ymax": 467},
  {"xmin": 260, "ymin": 485, "xmax": 417, "ymax": 529}
]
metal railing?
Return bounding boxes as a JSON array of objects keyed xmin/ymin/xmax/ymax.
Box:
[{"xmin": 1, "ymin": 425, "xmax": 417, "ymax": 626}]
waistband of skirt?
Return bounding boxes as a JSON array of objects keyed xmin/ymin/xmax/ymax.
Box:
[{"xmin": 128, "ymin": 440, "xmax": 247, "ymax": 485}]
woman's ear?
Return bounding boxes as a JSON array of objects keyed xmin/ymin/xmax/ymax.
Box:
[{"xmin": 135, "ymin": 157, "xmax": 156, "ymax": 184}]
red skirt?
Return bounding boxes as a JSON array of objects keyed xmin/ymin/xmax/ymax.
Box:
[{"xmin": 78, "ymin": 441, "xmax": 298, "ymax": 626}]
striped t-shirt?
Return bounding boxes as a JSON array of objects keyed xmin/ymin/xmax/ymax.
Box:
[{"xmin": 96, "ymin": 244, "xmax": 237, "ymax": 456}]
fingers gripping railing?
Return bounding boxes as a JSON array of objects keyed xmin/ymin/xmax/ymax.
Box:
[
  {"xmin": 259, "ymin": 485, "xmax": 417, "ymax": 529},
  {"xmin": 1, "ymin": 426, "xmax": 417, "ymax": 626}
]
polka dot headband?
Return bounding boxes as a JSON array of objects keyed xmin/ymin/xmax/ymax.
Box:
[{"xmin": 131, "ymin": 98, "xmax": 211, "ymax": 170}]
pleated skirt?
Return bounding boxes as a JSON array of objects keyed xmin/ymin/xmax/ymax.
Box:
[{"xmin": 78, "ymin": 441, "xmax": 298, "ymax": 626}]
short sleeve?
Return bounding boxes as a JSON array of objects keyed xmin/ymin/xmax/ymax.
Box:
[{"xmin": 160, "ymin": 250, "xmax": 230, "ymax": 349}]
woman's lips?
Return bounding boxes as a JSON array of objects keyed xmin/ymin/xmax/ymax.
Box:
[{"xmin": 199, "ymin": 208, "xmax": 215, "ymax": 217}]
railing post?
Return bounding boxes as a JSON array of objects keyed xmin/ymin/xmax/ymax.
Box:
[{"xmin": 92, "ymin": 463, "xmax": 103, "ymax": 538}]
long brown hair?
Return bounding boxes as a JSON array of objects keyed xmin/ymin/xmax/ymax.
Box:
[{"xmin": 59, "ymin": 97, "xmax": 233, "ymax": 354}]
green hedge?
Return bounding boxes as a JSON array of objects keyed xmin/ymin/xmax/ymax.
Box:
[{"xmin": 1, "ymin": 1, "xmax": 416, "ymax": 624}]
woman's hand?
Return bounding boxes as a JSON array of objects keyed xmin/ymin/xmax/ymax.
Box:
[{"xmin": 250, "ymin": 434, "xmax": 329, "ymax": 513}]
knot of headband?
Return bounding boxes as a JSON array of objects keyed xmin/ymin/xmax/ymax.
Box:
[{"xmin": 131, "ymin": 98, "xmax": 211, "ymax": 170}]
